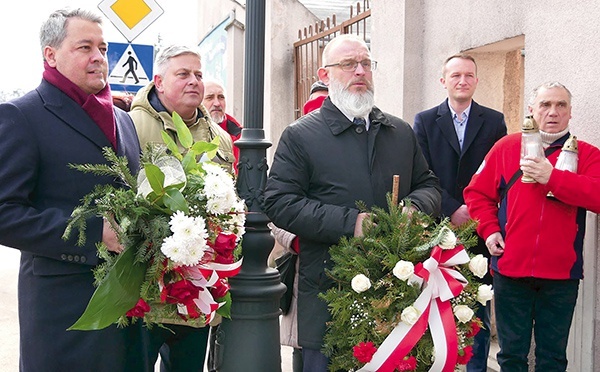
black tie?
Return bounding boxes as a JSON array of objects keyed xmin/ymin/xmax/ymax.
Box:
[{"xmin": 353, "ymin": 117, "xmax": 366, "ymax": 134}]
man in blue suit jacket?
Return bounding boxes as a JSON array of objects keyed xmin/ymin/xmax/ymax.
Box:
[
  {"xmin": 0, "ymin": 9, "xmax": 145, "ymax": 371},
  {"xmin": 413, "ymin": 54, "xmax": 506, "ymax": 372}
]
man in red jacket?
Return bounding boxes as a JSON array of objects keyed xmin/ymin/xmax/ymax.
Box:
[
  {"xmin": 464, "ymin": 81, "xmax": 600, "ymax": 372},
  {"xmin": 203, "ymin": 80, "xmax": 242, "ymax": 172},
  {"xmin": 302, "ymin": 80, "xmax": 328, "ymax": 115}
]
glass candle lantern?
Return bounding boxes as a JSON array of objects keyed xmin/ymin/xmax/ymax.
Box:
[
  {"xmin": 548, "ymin": 135, "xmax": 578, "ymax": 199},
  {"xmin": 521, "ymin": 116, "xmax": 544, "ymax": 183}
]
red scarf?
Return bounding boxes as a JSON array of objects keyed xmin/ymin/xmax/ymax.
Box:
[{"xmin": 42, "ymin": 62, "xmax": 117, "ymax": 150}]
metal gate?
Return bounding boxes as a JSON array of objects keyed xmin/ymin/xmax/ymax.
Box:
[{"xmin": 293, "ymin": 1, "xmax": 371, "ymax": 118}]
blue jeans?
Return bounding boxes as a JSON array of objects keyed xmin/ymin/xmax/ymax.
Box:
[
  {"xmin": 493, "ymin": 271, "xmax": 579, "ymax": 372},
  {"xmin": 466, "ymin": 301, "xmax": 491, "ymax": 372}
]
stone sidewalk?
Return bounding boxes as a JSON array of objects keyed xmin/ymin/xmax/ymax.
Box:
[{"xmin": 0, "ymin": 248, "xmax": 19, "ymax": 370}]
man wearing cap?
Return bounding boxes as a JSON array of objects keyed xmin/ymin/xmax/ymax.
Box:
[{"xmin": 302, "ymin": 81, "xmax": 329, "ymax": 115}]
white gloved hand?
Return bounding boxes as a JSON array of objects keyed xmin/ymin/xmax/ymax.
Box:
[{"xmin": 268, "ymin": 222, "xmax": 297, "ymax": 253}]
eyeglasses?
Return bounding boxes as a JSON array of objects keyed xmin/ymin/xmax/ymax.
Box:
[{"xmin": 324, "ymin": 59, "xmax": 377, "ymax": 72}]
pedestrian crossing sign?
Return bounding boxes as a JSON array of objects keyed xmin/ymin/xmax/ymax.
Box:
[{"xmin": 107, "ymin": 42, "xmax": 154, "ymax": 93}]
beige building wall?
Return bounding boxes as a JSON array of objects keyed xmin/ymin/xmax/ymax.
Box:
[
  {"xmin": 197, "ymin": 0, "xmax": 317, "ymax": 160},
  {"xmin": 197, "ymin": 2, "xmax": 246, "ymax": 122},
  {"xmin": 265, "ymin": 0, "xmax": 319, "ymax": 157}
]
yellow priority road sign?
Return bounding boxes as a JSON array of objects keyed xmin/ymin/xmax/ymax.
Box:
[{"xmin": 98, "ymin": 0, "xmax": 164, "ymax": 43}]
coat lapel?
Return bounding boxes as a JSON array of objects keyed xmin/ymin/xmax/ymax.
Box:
[
  {"xmin": 37, "ymin": 81, "xmax": 113, "ymax": 150},
  {"xmin": 435, "ymin": 100, "xmax": 461, "ymax": 155},
  {"xmin": 462, "ymin": 101, "xmax": 484, "ymax": 153}
]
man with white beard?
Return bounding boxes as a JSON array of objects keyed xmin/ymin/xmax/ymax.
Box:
[
  {"xmin": 263, "ymin": 34, "xmax": 441, "ymax": 372},
  {"xmin": 202, "ymin": 80, "xmax": 242, "ymax": 172}
]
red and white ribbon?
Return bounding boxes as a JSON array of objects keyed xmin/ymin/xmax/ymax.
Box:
[
  {"xmin": 184, "ymin": 259, "xmax": 243, "ymax": 323},
  {"xmin": 358, "ymin": 245, "xmax": 469, "ymax": 372}
]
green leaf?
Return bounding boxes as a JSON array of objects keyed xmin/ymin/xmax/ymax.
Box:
[
  {"xmin": 68, "ymin": 246, "xmax": 146, "ymax": 330},
  {"xmin": 163, "ymin": 187, "xmax": 189, "ymax": 213},
  {"xmin": 161, "ymin": 131, "xmax": 183, "ymax": 160},
  {"xmin": 205, "ymin": 136, "xmax": 220, "ymax": 160},
  {"xmin": 172, "ymin": 111, "xmax": 193, "ymax": 149},
  {"xmin": 191, "ymin": 140, "xmax": 218, "ymax": 156},
  {"xmin": 215, "ymin": 292, "xmax": 232, "ymax": 318},
  {"xmin": 144, "ymin": 163, "xmax": 165, "ymax": 195},
  {"xmin": 181, "ymin": 150, "xmax": 198, "ymax": 173}
]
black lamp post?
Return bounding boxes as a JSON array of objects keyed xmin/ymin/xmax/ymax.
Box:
[{"xmin": 217, "ymin": 0, "xmax": 286, "ymax": 371}]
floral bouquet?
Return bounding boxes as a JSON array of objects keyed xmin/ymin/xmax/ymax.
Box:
[
  {"xmin": 321, "ymin": 198, "xmax": 493, "ymax": 371},
  {"xmin": 63, "ymin": 112, "xmax": 245, "ymax": 330}
]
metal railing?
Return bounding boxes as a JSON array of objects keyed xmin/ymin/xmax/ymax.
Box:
[{"xmin": 293, "ymin": 1, "xmax": 371, "ymax": 118}]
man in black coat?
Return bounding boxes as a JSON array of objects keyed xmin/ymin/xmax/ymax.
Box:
[
  {"xmin": 413, "ymin": 53, "xmax": 507, "ymax": 372},
  {"xmin": 263, "ymin": 34, "xmax": 441, "ymax": 372},
  {"xmin": 0, "ymin": 9, "xmax": 144, "ymax": 371}
]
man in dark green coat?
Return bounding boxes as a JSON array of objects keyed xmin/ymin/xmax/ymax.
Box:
[{"xmin": 263, "ymin": 34, "xmax": 441, "ymax": 372}]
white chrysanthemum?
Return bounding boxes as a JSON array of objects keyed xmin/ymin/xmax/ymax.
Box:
[
  {"xmin": 204, "ymin": 164, "xmax": 235, "ymax": 190},
  {"xmin": 183, "ymin": 240, "xmax": 206, "ymax": 266},
  {"xmin": 202, "ymin": 164, "xmax": 237, "ymax": 215},
  {"xmin": 161, "ymin": 235, "xmax": 185, "ymax": 262},
  {"xmin": 225, "ymin": 208, "xmax": 247, "ymax": 239},
  {"xmin": 206, "ymin": 188, "xmax": 237, "ymax": 215},
  {"xmin": 169, "ymin": 211, "xmax": 190, "ymax": 232},
  {"xmin": 161, "ymin": 235, "xmax": 208, "ymax": 267},
  {"xmin": 162, "ymin": 213, "xmax": 209, "ymax": 266},
  {"xmin": 169, "ymin": 212, "xmax": 199, "ymax": 238},
  {"xmin": 233, "ymin": 199, "xmax": 246, "ymax": 213},
  {"xmin": 168, "ymin": 212, "xmax": 208, "ymax": 243},
  {"xmin": 193, "ymin": 216, "xmax": 209, "ymax": 239}
]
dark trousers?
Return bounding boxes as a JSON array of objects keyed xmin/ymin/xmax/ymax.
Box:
[
  {"xmin": 466, "ymin": 300, "xmax": 492, "ymax": 372},
  {"xmin": 293, "ymin": 347, "xmax": 304, "ymax": 372},
  {"xmin": 143, "ymin": 324, "xmax": 209, "ymax": 372},
  {"xmin": 493, "ymin": 271, "xmax": 579, "ymax": 372},
  {"xmin": 302, "ymin": 347, "xmax": 329, "ymax": 372}
]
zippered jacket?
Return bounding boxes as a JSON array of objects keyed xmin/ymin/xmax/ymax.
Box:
[{"xmin": 464, "ymin": 132, "xmax": 600, "ymax": 279}]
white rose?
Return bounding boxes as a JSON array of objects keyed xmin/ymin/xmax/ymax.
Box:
[
  {"xmin": 351, "ymin": 274, "xmax": 371, "ymax": 293},
  {"xmin": 453, "ymin": 304, "xmax": 474, "ymax": 324},
  {"xmin": 401, "ymin": 306, "xmax": 420, "ymax": 325},
  {"xmin": 469, "ymin": 254, "xmax": 488, "ymax": 279},
  {"xmin": 438, "ymin": 226, "xmax": 457, "ymax": 249},
  {"xmin": 393, "ymin": 260, "xmax": 414, "ymax": 281},
  {"xmin": 477, "ymin": 284, "xmax": 494, "ymax": 306}
]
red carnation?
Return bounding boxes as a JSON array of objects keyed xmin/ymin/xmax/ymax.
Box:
[
  {"xmin": 126, "ymin": 298, "xmax": 151, "ymax": 318},
  {"xmin": 212, "ymin": 233, "xmax": 237, "ymax": 264},
  {"xmin": 466, "ymin": 320, "xmax": 482, "ymax": 338},
  {"xmin": 211, "ymin": 278, "xmax": 231, "ymax": 299},
  {"xmin": 396, "ymin": 355, "xmax": 417, "ymax": 371},
  {"xmin": 353, "ymin": 341, "xmax": 377, "ymax": 363},
  {"xmin": 162, "ymin": 279, "xmax": 200, "ymax": 305},
  {"xmin": 457, "ymin": 345, "xmax": 474, "ymax": 365}
]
